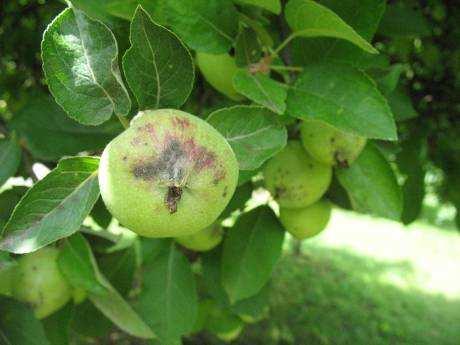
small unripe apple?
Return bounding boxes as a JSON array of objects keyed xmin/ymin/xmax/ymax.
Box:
[
  {"xmin": 72, "ymin": 287, "xmax": 87, "ymax": 304},
  {"xmin": 99, "ymin": 109, "xmax": 239, "ymax": 238},
  {"xmin": 300, "ymin": 119, "xmax": 367, "ymax": 167},
  {"xmin": 203, "ymin": 299, "xmax": 244, "ymax": 342},
  {"xmin": 263, "ymin": 141, "xmax": 332, "ymax": 208},
  {"xmin": 196, "ymin": 53, "xmax": 244, "ymax": 101},
  {"xmin": 280, "ymin": 200, "xmax": 332, "ymax": 240},
  {"xmin": 175, "ymin": 223, "xmax": 223, "ymax": 252},
  {"xmin": 12, "ymin": 247, "xmax": 71, "ymax": 319}
]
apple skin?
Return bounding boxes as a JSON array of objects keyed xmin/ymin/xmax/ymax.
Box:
[
  {"xmin": 280, "ymin": 200, "xmax": 332, "ymax": 240},
  {"xmin": 263, "ymin": 140, "xmax": 332, "ymax": 208},
  {"xmin": 196, "ymin": 53, "xmax": 244, "ymax": 101},
  {"xmin": 72, "ymin": 287, "xmax": 87, "ymax": 304},
  {"xmin": 175, "ymin": 223, "xmax": 223, "ymax": 252},
  {"xmin": 203, "ymin": 299, "xmax": 244, "ymax": 342},
  {"xmin": 300, "ymin": 119, "xmax": 367, "ymax": 167},
  {"xmin": 99, "ymin": 109, "xmax": 239, "ymax": 238},
  {"xmin": 11, "ymin": 247, "xmax": 71, "ymax": 319}
]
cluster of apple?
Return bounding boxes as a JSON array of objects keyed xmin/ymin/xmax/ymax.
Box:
[
  {"xmin": 3, "ymin": 105, "xmax": 366, "ymax": 332},
  {"xmin": 265, "ymin": 120, "xmax": 366, "ymax": 240},
  {"xmin": 195, "ymin": 51, "xmax": 367, "ymax": 240}
]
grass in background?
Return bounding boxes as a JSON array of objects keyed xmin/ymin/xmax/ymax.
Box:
[{"xmin": 216, "ymin": 209, "xmax": 460, "ymax": 345}]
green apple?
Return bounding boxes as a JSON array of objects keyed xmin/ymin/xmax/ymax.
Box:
[
  {"xmin": 176, "ymin": 222, "xmax": 223, "ymax": 252},
  {"xmin": 280, "ymin": 200, "xmax": 332, "ymax": 240},
  {"xmin": 99, "ymin": 109, "xmax": 239, "ymax": 238},
  {"xmin": 0, "ymin": 264, "xmax": 15, "ymax": 297},
  {"xmin": 196, "ymin": 53, "xmax": 244, "ymax": 101},
  {"xmin": 263, "ymin": 140, "xmax": 332, "ymax": 208},
  {"xmin": 300, "ymin": 119, "xmax": 367, "ymax": 167},
  {"xmin": 203, "ymin": 299, "xmax": 244, "ymax": 342},
  {"xmin": 72, "ymin": 287, "xmax": 87, "ymax": 304},
  {"xmin": 12, "ymin": 247, "xmax": 71, "ymax": 319}
]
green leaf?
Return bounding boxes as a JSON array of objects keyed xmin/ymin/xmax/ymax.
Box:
[
  {"xmin": 136, "ymin": 241, "xmax": 198, "ymax": 344},
  {"xmin": 291, "ymin": 0, "xmax": 386, "ymax": 68},
  {"xmin": 235, "ymin": 0, "xmax": 281, "ymax": 14},
  {"xmin": 386, "ymin": 85, "xmax": 419, "ymax": 121},
  {"xmin": 336, "ymin": 144, "xmax": 403, "ymax": 221},
  {"xmin": 208, "ymin": 106, "xmax": 287, "ymax": 170},
  {"xmin": 220, "ymin": 182, "xmax": 253, "ymax": 219},
  {"xmin": 89, "ymin": 278, "xmax": 155, "ymax": 339},
  {"xmin": 397, "ymin": 135, "xmax": 426, "ymax": 225},
  {"xmin": 0, "ymin": 187, "xmax": 28, "ymax": 226},
  {"xmin": 59, "ymin": 234, "xmax": 154, "ymax": 339},
  {"xmin": 233, "ymin": 71, "xmax": 287, "ymax": 114},
  {"xmin": 71, "ymin": 0, "xmax": 168, "ymax": 24},
  {"xmin": 0, "ymin": 157, "xmax": 100, "ymax": 254},
  {"xmin": 286, "ymin": 63, "xmax": 397, "ymax": 140},
  {"xmin": 0, "ymin": 134, "xmax": 21, "ymax": 188},
  {"xmin": 58, "ymin": 233, "xmax": 107, "ymax": 295},
  {"xmin": 42, "ymin": 304, "xmax": 73, "ymax": 345},
  {"xmin": 123, "ymin": 6, "xmax": 194, "ymax": 110},
  {"xmin": 231, "ymin": 283, "xmax": 269, "ymax": 321},
  {"xmin": 221, "ymin": 206, "xmax": 285, "ymax": 303},
  {"xmin": 99, "ymin": 246, "xmax": 137, "ymax": 295},
  {"xmin": 234, "ymin": 27, "xmax": 262, "ymax": 67},
  {"xmin": 201, "ymin": 246, "xmax": 230, "ymax": 307},
  {"xmin": 10, "ymin": 94, "xmax": 122, "ymax": 161},
  {"xmin": 374, "ymin": 64, "xmax": 405, "ymax": 96},
  {"xmin": 0, "ymin": 297, "xmax": 50, "ymax": 345},
  {"xmin": 90, "ymin": 197, "xmax": 112, "ymax": 229},
  {"xmin": 69, "ymin": 301, "xmax": 113, "ymax": 338},
  {"xmin": 166, "ymin": 0, "xmax": 239, "ymax": 54},
  {"xmin": 378, "ymin": 2, "xmax": 431, "ymax": 38},
  {"xmin": 41, "ymin": 7, "xmax": 131, "ymax": 125},
  {"xmin": 140, "ymin": 238, "xmax": 171, "ymax": 264},
  {"xmin": 285, "ymin": 0, "xmax": 378, "ymax": 54}
]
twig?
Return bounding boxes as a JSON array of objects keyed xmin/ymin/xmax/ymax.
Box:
[{"xmin": 116, "ymin": 113, "xmax": 130, "ymax": 129}]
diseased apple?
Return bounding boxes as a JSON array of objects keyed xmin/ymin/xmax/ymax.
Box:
[
  {"xmin": 280, "ymin": 200, "xmax": 332, "ymax": 240},
  {"xmin": 175, "ymin": 222, "xmax": 223, "ymax": 252},
  {"xmin": 300, "ymin": 119, "xmax": 367, "ymax": 167},
  {"xmin": 99, "ymin": 109, "xmax": 239, "ymax": 238},
  {"xmin": 263, "ymin": 141, "xmax": 332, "ymax": 208},
  {"xmin": 11, "ymin": 247, "xmax": 71, "ymax": 319},
  {"xmin": 196, "ymin": 53, "xmax": 244, "ymax": 101}
]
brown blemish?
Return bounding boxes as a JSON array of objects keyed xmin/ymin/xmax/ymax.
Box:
[
  {"xmin": 274, "ymin": 186, "xmax": 286, "ymax": 199},
  {"xmin": 131, "ymin": 134, "xmax": 220, "ymax": 213},
  {"xmin": 222, "ymin": 185, "xmax": 228, "ymax": 198},
  {"xmin": 165, "ymin": 186, "xmax": 182, "ymax": 213},
  {"xmin": 335, "ymin": 151, "xmax": 349, "ymax": 168},
  {"xmin": 213, "ymin": 169, "xmax": 226, "ymax": 185},
  {"xmin": 172, "ymin": 116, "xmax": 191, "ymax": 130}
]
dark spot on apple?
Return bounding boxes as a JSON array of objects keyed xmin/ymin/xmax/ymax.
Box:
[
  {"xmin": 165, "ymin": 186, "xmax": 182, "ymax": 213},
  {"xmin": 172, "ymin": 116, "xmax": 191, "ymax": 129},
  {"xmin": 132, "ymin": 139, "xmax": 188, "ymax": 186},
  {"xmin": 335, "ymin": 151, "xmax": 349, "ymax": 168},
  {"xmin": 213, "ymin": 169, "xmax": 226, "ymax": 185},
  {"xmin": 274, "ymin": 186, "xmax": 286, "ymax": 199},
  {"xmin": 132, "ymin": 136, "xmax": 219, "ymax": 212},
  {"xmin": 222, "ymin": 185, "xmax": 228, "ymax": 198},
  {"xmin": 123, "ymin": 156, "xmax": 127, "ymax": 161}
]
